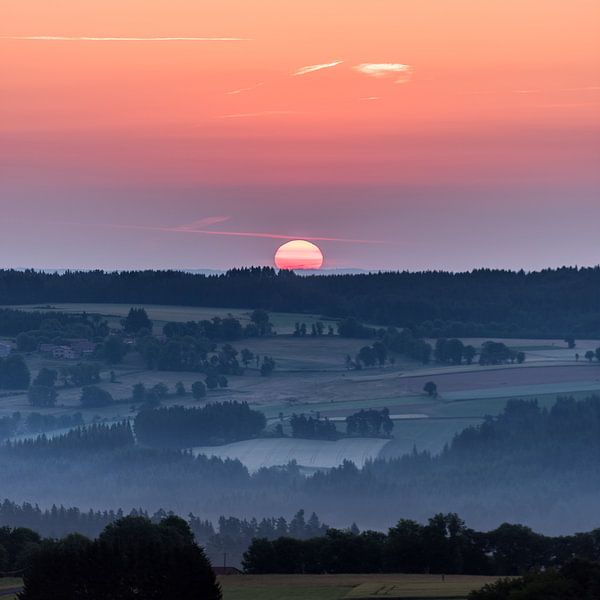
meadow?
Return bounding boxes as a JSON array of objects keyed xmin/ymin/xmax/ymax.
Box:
[
  {"xmin": 7, "ymin": 303, "xmax": 338, "ymax": 336},
  {"xmin": 0, "ymin": 574, "xmax": 502, "ymax": 600},
  {"xmin": 3, "ymin": 303, "xmax": 600, "ymax": 468},
  {"xmin": 218, "ymin": 574, "xmax": 501, "ymax": 600},
  {"xmin": 0, "ymin": 578, "xmax": 21, "ymax": 600}
]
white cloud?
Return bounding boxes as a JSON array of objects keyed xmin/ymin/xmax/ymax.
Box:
[
  {"xmin": 293, "ymin": 60, "xmax": 343, "ymax": 76},
  {"xmin": 1, "ymin": 35, "xmax": 248, "ymax": 42},
  {"xmin": 354, "ymin": 63, "xmax": 412, "ymax": 83}
]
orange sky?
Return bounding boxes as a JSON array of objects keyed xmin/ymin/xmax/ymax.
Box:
[{"xmin": 1, "ymin": 0, "xmax": 599, "ymax": 270}]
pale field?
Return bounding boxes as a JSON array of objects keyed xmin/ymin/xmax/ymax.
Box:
[
  {"xmin": 219, "ymin": 574, "xmax": 501, "ymax": 600},
  {"xmin": 7, "ymin": 303, "xmax": 338, "ymax": 335},
  {"xmin": 193, "ymin": 437, "xmax": 391, "ymax": 472},
  {"xmin": 2, "ymin": 304, "xmax": 600, "ymax": 466}
]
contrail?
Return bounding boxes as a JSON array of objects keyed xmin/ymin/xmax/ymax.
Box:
[
  {"xmin": 54, "ymin": 221, "xmax": 395, "ymax": 245},
  {"xmin": 1, "ymin": 36, "xmax": 249, "ymax": 42}
]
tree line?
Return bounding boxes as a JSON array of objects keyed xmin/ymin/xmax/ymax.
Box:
[
  {"xmin": 3, "ymin": 266, "xmax": 600, "ymax": 337},
  {"xmin": 243, "ymin": 512, "xmax": 600, "ymax": 576},
  {"xmin": 0, "ymin": 500, "xmax": 329, "ymax": 570},
  {"xmin": 0, "ymin": 307, "xmax": 108, "ymax": 344},
  {"xmin": 288, "ymin": 408, "xmax": 394, "ymax": 440},
  {"xmin": 134, "ymin": 402, "xmax": 267, "ymax": 448},
  {"xmin": 4, "ymin": 422, "xmax": 135, "ymax": 457}
]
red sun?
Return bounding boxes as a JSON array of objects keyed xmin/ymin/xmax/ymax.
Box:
[{"xmin": 274, "ymin": 240, "xmax": 324, "ymax": 270}]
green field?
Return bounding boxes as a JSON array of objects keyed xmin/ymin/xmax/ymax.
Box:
[
  {"xmin": 219, "ymin": 574, "xmax": 500, "ymax": 599},
  {"xmin": 0, "ymin": 578, "xmax": 22, "ymax": 600},
  {"xmin": 8, "ymin": 303, "xmax": 338, "ymax": 335},
  {"xmin": 0, "ymin": 575, "xmax": 498, "ymax": 599}
]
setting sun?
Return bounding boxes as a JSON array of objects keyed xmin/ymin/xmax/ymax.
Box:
[{"xmin": 274, "ymin": 240, "xmax": 324, "ymax": 270}]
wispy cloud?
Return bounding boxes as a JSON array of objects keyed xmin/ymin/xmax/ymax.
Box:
[
  {"xmin": 360, "ymin": 96, "xmax": 381, "ymax": 101},
  {"xmin": 1, "ymin": 35, "xmax": 248, "ymax": 42},
  {"xmin": 293, "ymin": 60, "xmax": 343, "ymax": 76},
  {"xmin": 354, "ymin": 63, "xmax": 412, "ymax": 83},
  {"xmin": 56, "ymin": 221, "xmax": 394, "ymax": 245},
  {"xmin": 225, "ymin": 82, "xmax": 264, "ymax": 95},
  {"xmin": 176, "ymin": 216, "xmax": 231, "ymax": 230},
  {"xmin": 513, "ymin": 89, "xmax": 541, "ymax": 94},
  {"xmin": 217, "ymin": 110, "xmax": 296, "ymax": 119}
]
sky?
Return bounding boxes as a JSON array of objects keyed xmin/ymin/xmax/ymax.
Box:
[{"xmin": 1, "ymin": 0, "xmax": 599, "ymax": 271}]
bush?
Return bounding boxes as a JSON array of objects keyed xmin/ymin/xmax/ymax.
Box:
[
  {"xmin": 0, "ymin": 355, "xmax": 31, "ymax": 389},
  {"xmin": 80, "ymin": 386, "xmax": 113, "ymax": 407},
  {"xmin": 191, "ymin": 381, "xmax": 206, "ymax": 400},
  {"xmin": 28, "ymin": 385, "xmax": 58, "ymax": 408}
]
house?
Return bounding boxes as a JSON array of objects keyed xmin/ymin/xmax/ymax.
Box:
[
  {"xmin": 67, "ymin": 339, "xmax": 97, "ymax": 355},
  {"xmin": 52, "ymin": 346, "xmax": 80, "ymax": 360},
  {"xmin": 0, "ymin": 342, "xmax": 11, "ymax": 358}
]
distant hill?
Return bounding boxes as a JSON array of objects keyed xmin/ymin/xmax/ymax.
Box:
[{"xmin": 1, "ymin": 266, "xmax": 600, "ymax": 337}]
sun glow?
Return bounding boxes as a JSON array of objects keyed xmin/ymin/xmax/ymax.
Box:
[{"xmin": 274, "ymin": 240, "xmax": 324, "ymax": 270}]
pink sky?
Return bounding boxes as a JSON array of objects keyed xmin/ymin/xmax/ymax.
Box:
[{"xmin": 1, "ymin": 0, "xmax": 599, "ymax": 270}]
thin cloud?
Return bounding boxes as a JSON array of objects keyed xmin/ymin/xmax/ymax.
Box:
[
  {"xmin": 176, "ymin": 216, "xmax": 231, "ymax": 230},
  {"xmin": 513, "ymin": 89, "xmax": 541, "ymax": 94},
  {"xmin": 217, "ymin": 110, "xmax": 296, "ymax": 119},
  {"xmin": 293, "ymin": 60, "xmax": 343, "ymax": 76},
  {"xmin": 55, "ymin": 221, "xmax": 394, "ymax": 245},
  {"xmin": 360, "ymin": 96, "xmax": 381, "ymax": 101},
  {"xmin": 1, "ymin": 35, "xmax": 248, "ymax": 42},
  {"xmin": 354, "ymin": 63, "xmax": 412, "ymax": 83},
  {"xmin": 225, "ymin": 82, "xmax": 265, "ymax": 95}
]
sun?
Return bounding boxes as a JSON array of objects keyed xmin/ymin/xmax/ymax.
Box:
[{"xmin": 274, "ymin": 240, "xmax": 324, "ymax": 270}]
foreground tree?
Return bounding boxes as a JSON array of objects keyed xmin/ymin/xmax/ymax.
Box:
[{"xmin": 20, "ymin": 516, "xmax": 221, "ymax": 600}]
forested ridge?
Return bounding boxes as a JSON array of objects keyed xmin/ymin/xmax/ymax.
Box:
[
  {"xmin": 2, "ymin": 396, "xmax": 600, "ymax": 533},
  {"xmin": 2, "ymin": 266, "xmax": 600, "ymax": 336}
]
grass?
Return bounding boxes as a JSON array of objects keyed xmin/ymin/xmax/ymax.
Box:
[
  {"xmin": 218, "ymin": 574, "xmax": 500, "ymax": 599},
  {"xmin": 0, "ymin": 577, "xmax": 22, "ymax": 600},
  {"xmin": 8, "ymin": 303, "xmax": 338, "ymax": 335}
]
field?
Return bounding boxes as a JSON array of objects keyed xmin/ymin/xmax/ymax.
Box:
[
  {"xmin": 193, "ymin": 437, "xmax": 391, "ymax": 471},
  {"xmin": 7, "ymin": 303, "xmax": 338, "ymax": 336},
  {"xmin": 0, "ymin": 578, "xmax": 21, "ymax": 599},
  {"xmin": 3, "ymin": 303, "xmax": 600, "ymax": 468},
  {"xmin": 0, "ymin": 574, "xmax": 500, "ymax": 599},
  {"xmin": 218, "ymin": 574, "xmax": 501, "ymax": 599}
]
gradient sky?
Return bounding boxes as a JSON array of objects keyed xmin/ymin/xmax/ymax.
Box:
[{"xmin": 1, "ymin": 0, "xmax": 599, "ymax": 271}]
